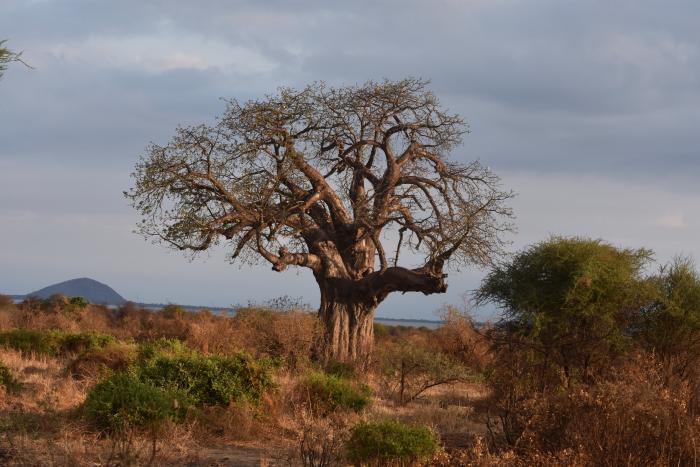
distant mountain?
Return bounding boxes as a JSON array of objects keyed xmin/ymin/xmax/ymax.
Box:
[{"xmin": 26, "ymin": 278, "xmax": 126, "ymax": 305}]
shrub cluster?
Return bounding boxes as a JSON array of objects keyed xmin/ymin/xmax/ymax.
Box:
[
  {"xmin": 82, "ymin": 372, "xmax": 186, "ymax": 432},
  {"xmin": 0, "ymin": 329, "xmax": 116, "ymax": 356},
  {"xmin": 81, "ymin": 341, "xmax": 275, "ymax": 432},
  {"xmin": 137, "ymin": 352, "xmax": 275, "ymax": 407},
  {"xmin": 1, "ymin": 297, "xmax": 317, "ymax": 372},
  {"xmin": 345, "ymin": 420, "xmax": 438, "ymax": 465},
  {"xmin": 0, "ymin": 360, "xmax": 20, "ymax": 393},
  {"xmin": 298, "ymin": 370, "xmax": 371, "ymax": 414},
  {"xmin": 229, "ymin": 307, "xmax": 318, "ymax": 370}
]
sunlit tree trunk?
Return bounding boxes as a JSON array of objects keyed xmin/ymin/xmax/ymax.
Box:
[{"xmin": 314, "ymin": 282, "xmax": 376, "ymax": 367}]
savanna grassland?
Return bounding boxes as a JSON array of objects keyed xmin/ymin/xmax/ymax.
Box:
[
  {"xmin": 1, "ymin": 238, "xmax": 700, "ymax": 466},
  {"xmin": 0, "ymin": 295, "xmax": 486, "ymax": 466}
]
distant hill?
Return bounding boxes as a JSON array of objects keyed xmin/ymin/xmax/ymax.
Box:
[{"xmin": 26, "ymin": 278, "xmax": 126, "ymax": 305}]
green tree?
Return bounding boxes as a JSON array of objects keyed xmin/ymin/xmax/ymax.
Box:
[
  {"xmin": 477, "ymin": 236, "xmax": 654, "ymax": 386},
  {"xmin": 642, "ymin": 256, "xmax": 700, "ymax": 382}
]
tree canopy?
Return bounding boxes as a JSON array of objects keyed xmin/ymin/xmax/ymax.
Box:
[
  {"xmin": 477, "ymin": 236, "xmax": 654, "ymax": 384},
  {"xmin": 127, "ymin": 78, "xmax": 514, "ymax": 363},
  {"xmin": 641, "ymin": 256, "xmax": 700, "ymax": 380}
]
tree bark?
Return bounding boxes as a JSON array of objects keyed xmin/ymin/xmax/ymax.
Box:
[
  {"xmin": 314, "ymin": 281, "xmax": 376, "ymax": 367},
  {"xmin": 311, "ymin": 260, "xmax": 449, "ymax": 366}
]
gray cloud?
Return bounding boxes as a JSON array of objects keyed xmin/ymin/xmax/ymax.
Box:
[{"xmin": 1, "ymin": 0, "xmax": 698, "ymax": 318}]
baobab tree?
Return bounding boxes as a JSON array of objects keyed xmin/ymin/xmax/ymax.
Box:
[{"xmin": 127, "ymin": 79, "xmax": 513, "ymax": 365}]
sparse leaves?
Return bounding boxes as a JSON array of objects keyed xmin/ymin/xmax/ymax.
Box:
[
  {"xmin": 0, "ymin": 40, "xmax": 29, "ymax": 80},
  {"xmin": 126, "ymin": 79, "xmax": 514, "ymax": 291}
]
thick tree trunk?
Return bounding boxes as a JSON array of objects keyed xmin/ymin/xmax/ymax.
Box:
[
  {"xmin": 310, "ymin": 253, "xmax": 448, "ymax": 366},
  {"xmin": 314, "ymin": 281, "xmax": 376, "ymax": 367}
]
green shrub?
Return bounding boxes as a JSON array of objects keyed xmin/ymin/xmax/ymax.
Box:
[
  {"xmin": 374, "ymin": 322, "xmax": 391, "ymax": 339},
  {"xmin": 0, "ymin": 329, "xmax": 116, "ymax": 356},
  {"xmin": 346, "ymin": 420, "xmax": 438, "ymax": 465},
  {"xmin": 0, "ymin": 361, "xmax": 20, "ymax": 393},
  {"xmin": 0, "ymin": 329, "xmax": 61, "ymax": 354},
  {"xmin": 136, "ymin": 338, "xmax": 190, "ymax": 362},
  {"xmin": 66, "ymin": 296, "xmax": 89, "ymax": 312},
  {"xmin": 301, "ymin": 370, "xmax": 371, "ymax": 413},
  {"xmin": 60, "ymin": 332, "xmax": 116, "ymax": 354},
  {"xmin": 82, "ymin": 372, "xmax": 185, "ymax": 432},
  {"xmin": 136, "ymin": 352, "xmax": 274, "ymax": 407},
  {"xmin": 81, "ymin": 339, "xmax": 275, "ymax": 431},
  {"xmin": 325, "ymin": 360, "xmax": 357, "ymax": 379}
]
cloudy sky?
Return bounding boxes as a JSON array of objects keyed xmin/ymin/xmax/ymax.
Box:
[{"xmin": 1, "ymin": 0, "xmax": 698, "ymax": 319}]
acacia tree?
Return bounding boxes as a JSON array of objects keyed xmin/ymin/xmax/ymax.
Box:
[
  {"xmin": 477, "ymin": 237, "xmax": 654, "ymax": 386},
  {"xmin": 642, "ymin": 257, "xmax": 700, "ymax": 383},
  {"xmin": 127, "ymin": 79, "xmax": 513, "ymax": 364}
]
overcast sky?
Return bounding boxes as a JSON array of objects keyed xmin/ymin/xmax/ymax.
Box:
[{"xmin": 1, "ymin": 0, "xmax": 698, "ymax": 319}]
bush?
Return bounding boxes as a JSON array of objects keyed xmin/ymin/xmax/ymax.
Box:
[
  {"xmin": 325, "ymin": 360, "xmax": 356, "ymax": 379},
  {"xmin": 58, "ymin": 331, "xmax": 116, "ymax": 354},
  {"xmin": 82, "ymin": 372, "xmax": 185, "ymax": 432},
  {"xmin": 641, "ymin": 256, "xmax": 700, "ymax": 384},
  {"xmin": 67, "ymin": 296, "xmax": 89, "ymax": 310},
  {"xmin": 0, "ymin": 329, "xmax": 116, "ymax": 356},
  {"xmin": 68, "ymin": 342, "xmax": 137, "ymax": 380},
  {"xmin": 136, "ymin": 337, "xmax": 190, "ymax": 362},
  {"xmin": 161, "ymin": 303, "xmax": 186, "ymax": 319},
  {"xmin": 296, "ymin": 412, "xmax": 350, "ymax": 467},
  {"xmin": 374, "ymin": 323, "xmax": 390, "ymax": 339},
  {"xmin": 378, "ymin": 342, "xmax": 470, "ymax": 405},
  {"xmin": 230, "ymin": 308, "xmax": 318, "ymax": 370},
  {"xmin": 299, "ymin": 370, "xmax": 371, "ymax": 414},
  {"xmin": 82, "ymin": 341, "xmax": 276, "ymax": 432},
  {"xmin": 136, "ymin": 352, "xmax": 275, "ymax": 407},
  {"xmin": 0, "ymin": 361, "xmax": 20, "ymax": 393},
  {"xmin": 519, "ymin": 354, "xmax": 700, "ymax": 466},
  {"xmin": 0, "ymin": 294, "xmax": 14, "ymax": 309},
  {"xmin": 483, "ymin": 352, "xmax": 700, "ymax": 465},
  {"xmin": 434, "ymin": 305, "xmax": 491, "ymax": 371},
  {"xmin": 346, "ymin": 420, "xmax": 438, "ymax": 465}
]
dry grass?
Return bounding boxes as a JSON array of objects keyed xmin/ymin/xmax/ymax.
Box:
[
  {"xmin": 0, "ymin": 348, "xmax": 90, "ymax": 412},
  {"xmin": 12, "ymin": 294, "xmax": 697, "ymax": 466},
  {"xmin": 0, "ymin": 299, "xmax": 325, "ymax": 465}
]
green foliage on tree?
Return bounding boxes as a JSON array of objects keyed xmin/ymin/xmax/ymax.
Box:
[
  {"xmin": 477, "ymin": 236, "xmax": 654, "ymax": 385},
  {"xmin": 641, "ymin": 256, "xmax": 700, "ymax": 380},
  {"xmin": 0, "ymin": 40, "xmax": 26, "ymax": 80}
]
